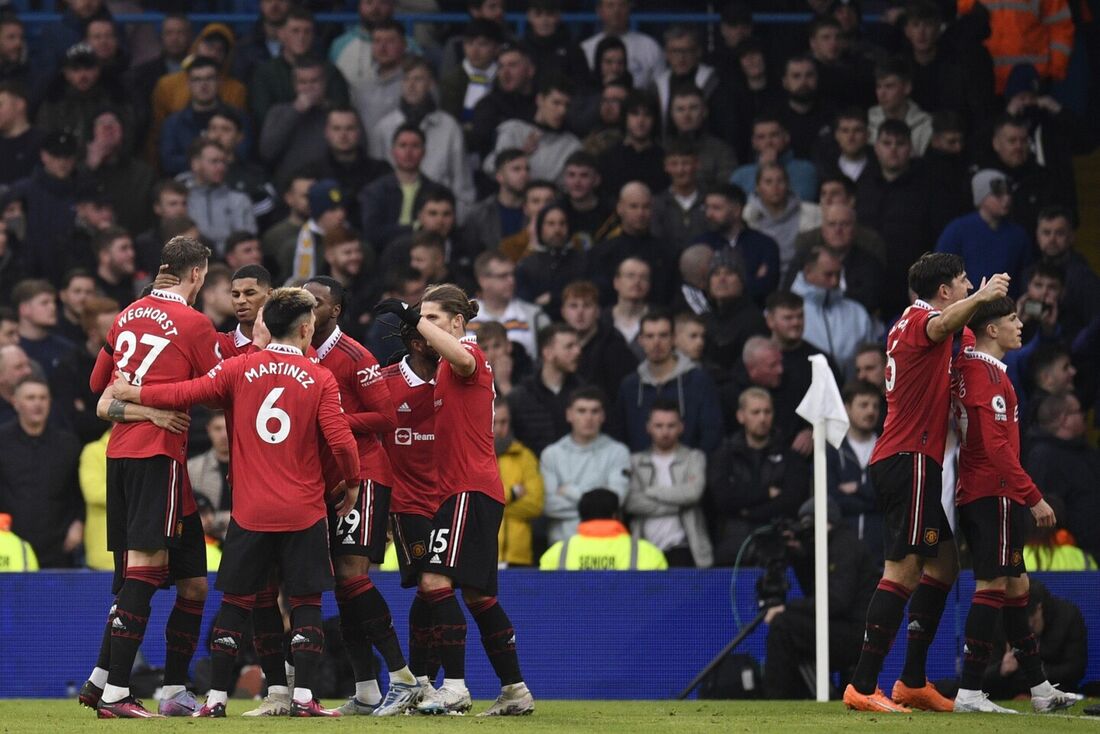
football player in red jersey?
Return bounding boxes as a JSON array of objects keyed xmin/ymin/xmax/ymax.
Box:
[
  {"xmin": 85, "ymin": 237, "xmax": 222, "ymax": 719},
  {"xmin": 381, "ymin": 322, "xmax": 444, "ymax": 703},
  {"xmin": 844, "ymin": 254, "xmax": 1009, "ymax": 713},
  {"xmin": 303, "ymin": 276, "xmax": 420, "ymax": 716},
  {"xmin": 950, "ymin": 298, "xmax": 1077, "ymax": 714},
  {"xmin": 375, "ymin": 284, "xmax": 534, "ymax": 717},
  {"xmin": 110, "ymin": 287, "xmax": 361, "ymax": 718},
  {"xmin": 218, "ymin": 265, "xmax": 274, "ymax": 358}
]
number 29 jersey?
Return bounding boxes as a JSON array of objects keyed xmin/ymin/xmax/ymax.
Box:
[{"xmin": 104, "ymin": 289, "xmax": 220, "ymax": 462}]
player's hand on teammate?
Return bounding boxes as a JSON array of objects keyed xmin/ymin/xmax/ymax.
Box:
[
  {"xmin": 148, "ymin": 408, "xmax": 191, "ymax": 434},
  {"xmin": 153, "ymin": 264, "xmax": 181, "ymax": 290},
  {"xmin": 108, "ymin": 371, "xmax": 141, "ymax": 403},
  {"xmin": 1030, "ymin": 498, "xmax": 1056, "ymax": 528},
  {"xmin": 252, "ymin": 308, "xmax": 272, "ymax": 349},
  {"xmin": 374, "ymin": 298, "xmax": 421, "ymax": 327},
  {"xmin": 331, "ymin": 480, "xmax": 360, "ymax": 517},
  {"xmin": 974, "ymin": 273, "xmax": 1010, "ymax": 302}
]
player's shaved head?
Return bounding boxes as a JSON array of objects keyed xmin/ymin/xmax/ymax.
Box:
[{"xmin": 262, "ymin": 287, "xmax": 317, "ymax": 339}]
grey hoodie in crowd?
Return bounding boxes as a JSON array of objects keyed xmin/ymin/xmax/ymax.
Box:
[{"xmin": 540, "ymin": 432, "xmax": 631, "ymax": 545}]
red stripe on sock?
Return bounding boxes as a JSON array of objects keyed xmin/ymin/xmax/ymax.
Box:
[
  {"xmin": 174, "ymin": 597, "xmax": 205, "ymax": 615},
  {"xmin": 223, "ymin": 593, "xmax": 256, "ymax": 611},
  {"xmin": 467, "ymin": 596, "xmax": 497, "ymax": 617},
  {"xmin": 972, "ymin": 589, "xmax": 1006, "ymax": 608},
  {"xmin": 1003, "ymin": 593, "xmax": 1028, "ymax": 608},
  {"xmin": 334, "ymin": 575, "xmax": 375, "ymax": 603},
  {"xmin": 422, "ymin": 587, "xmax": 455, "ymax": 606},
  {"xmin": 919, "ymin": 574, "xmax": 952, "ymax": 592},
  {"xmin": 288, "ymin": 593, "xmax": 321, "ymax": 608},
  {"xmin": 126, "ymin": 565, "xmax": 169, "ymax": 587},
  {"xmin": 877, "ymin": 579, "xmax": 912, "ymax": 600}
]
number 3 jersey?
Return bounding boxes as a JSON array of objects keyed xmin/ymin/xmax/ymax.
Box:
[
  {"xmin": 102, "ymin": 289, "xmax": 220, "ymax": 462},
  {"xmin": 951, "ymin": 348, "xmax": 1042, "ymax": 507},
  {"xmin": 140, "ymin": 344, "xmax": 360, "ymax": 532}
]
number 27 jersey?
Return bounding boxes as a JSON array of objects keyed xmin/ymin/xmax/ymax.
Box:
[{"xmin": 104, "ymin": 290, "xmax": 220, "ymax": 462}]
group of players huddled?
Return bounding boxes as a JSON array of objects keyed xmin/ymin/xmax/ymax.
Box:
[
  {"xmin": 842, "ymin": 253, "xmax": 1081, "ymax": 715},
  {"xmin": 74, "ymin": 236, "xmax": 533, "ymax": 718}
]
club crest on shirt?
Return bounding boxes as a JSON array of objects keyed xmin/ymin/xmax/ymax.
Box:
[
  {"xmin": 1012, "ymin": 550, "xmax": 1023, "ymax": 566},
  {"xmin": 924, "ymin": 528, "xmax": 939, "ymax": 546}
]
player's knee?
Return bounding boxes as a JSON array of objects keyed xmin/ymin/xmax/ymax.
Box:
[
  {"xmin": 884, "ymin": 557, "xmax": 923, "ymax": 589},
  {"xmin": 176, "ymin": 575, "xmax": 208, "ymax": 601},
  {"xmin": 460, "ymin": 588, "xmax": 489, "ymax": 607},
  {"xmin": 1005, "ymin": 573, "xmax": 1029, "ymax": 597},
  {"xmin": 129, "ymin": 548, "xmax": 170, "ymax": 568},
  {"xmin": 975, "ymin": 577, "xmax": 1008, "ymax": 592},
  {"xmin": 333, "ymin": 554, "xmax": 371, "ymax": 581},
  {"xmin": 418, "ymin": 572, "xmax": 452, "ymax": 593}
]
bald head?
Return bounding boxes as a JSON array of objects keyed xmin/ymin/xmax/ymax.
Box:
[
  {"xmin": 679, "ymin": 244, "xmax": 715, "ymax": 289},
  {"xmin": 617, "ymin": 181, "xmax": 653, "ymax": 235},
  {"xmin": 0, "ymin": 345, "xmax": 32, "ymax": 393},
  {"xmin": 742, "ymin": 336, "xmax": 783, "ymax": 389},
  {"xmin": 820, "ymin": 203, "xmax": 856, "ymax": 250}
]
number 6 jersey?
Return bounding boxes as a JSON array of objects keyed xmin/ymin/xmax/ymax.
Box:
[{"xmin": 102, "ymin": 289, "xmax": 221, "ymax": 463}]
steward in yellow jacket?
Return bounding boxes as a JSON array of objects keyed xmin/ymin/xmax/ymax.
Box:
[{"xmin": 540, "ymin": 489, "xmax": 667, "ymax": 570}]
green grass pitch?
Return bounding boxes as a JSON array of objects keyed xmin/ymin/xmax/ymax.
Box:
[{"xmin": 3, "ymin": 699, "xmax": 1097, "ymax": 733}]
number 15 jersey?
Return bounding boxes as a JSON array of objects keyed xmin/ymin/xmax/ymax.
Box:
[{"xmin": 103, "ymin": 289, "xmax": 220, "ymax": 462}]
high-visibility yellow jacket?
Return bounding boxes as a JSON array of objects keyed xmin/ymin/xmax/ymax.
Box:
[
  {"xmin": 958, "ymin": 0, "xmax": 1075, "ymax": 93},
  {"xmin": 539, "ymin": 520, "xmax": 668, "ymax": 570},
  {"xmin": 0, "ymin": 529, "xmax": 39, "ymax": 572}
]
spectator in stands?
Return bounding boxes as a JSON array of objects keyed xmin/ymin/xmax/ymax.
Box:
[
  {"xmin": 320, "ymin": 228, "xmax": 372, "ymax": 332},
  {"xmin": 234, "ymin": 0, "xmax": 290, "ymax": 79},
  {"xmin": 785, "ymin": 202, "xmax": 886, "ymax": 316},
  {"xmin": 560, "ymin": 280, "xmax": 637, "ymax": 403},
  {"xmin": 663, "ymin": 85, "xmax": 736, "ymax": 190},
  {"xmin": 0, "ymin": 16, "xmax": 28, "ymax": 89},
  {"xmin": 982, "ymin": 580, "xmax": 1087, "ymax": 697},
  {"xmin": 0, "ymin": 511, "xmax": 38, "ymax": 571},
  {"xmin": 590, "ymin": 183, "xmax": 677, "ymax": 307},
  {"xmin": 598, "ymin": 91, "xmax": 668, "ymax": 200},
  {"xmin": 439, "ymin": 0, "xmax": 507, "ymax": 80},
  {"xmin": 726, "ymin": 40, "xmax": 777, "ymax": 161},
  {"xmin": 0, "ymin": 313, "xmax": 16, "ymax": 348},
  {"xmin": 540, "ymin": 488, "xmax": 667, "ymax": 570},
  {"xmin": 743, "ymin": 162, "xmax": 822, "ymax": 276},
  {"xmin": 259, "ymin": 57, "xmax": 339, "ymax": 188},
  {"xmin": 83, "ymin": 108, "xmax": 153, "ymax": 237},
  {"xmin": 731, "ymin": 116, "xmax": 817, "ymax": 204},
  {"xmin": 185, "ymin": 139, "xmax": 257, "ymax": 256},
  {"xmin": 808, "ymin": 15, "xmax": 871, "ymax": 109},
  {"xmin": 1025, "ymin": 393, "xmax": 1100, "ymax": 561},
  {"xmin": 581, "ymin": 0, "xmax": 664, "ymax": 89},
  {"xmin": 0, "ymin": 82, "xmax": 39, "ymax": 186},
  {"xmin": 160, "ymin": 57, "xmax": 239, "ymax": 176},
  {"xmin": 677, "ymin": 241, "xmax": 720, "ymax": 316},
  {"xmin": 936, "ymin": 170, "xmax": 1031, "ymax": 295},
  {"xmin": 650, "ymin": 138, "xmax": 708, "ymax": 252},
  {"xmin": 4, "ymin": 130, "xmax": 80, "ymax": 284},
  {"xmin": 700, "ymin": 253, "xmax": 768, "ymax": 378},
  {"xmin": 33, "ymin": 0, "xmax": 110, "ymax": 79},
  {"xmin": 263, "ymin": 172, "xmax": 315, "ymax": 283},
  {"xmin": 67, "ymin": 182, "xmax": 114, "ymax": 276},
  {"xmin": 288, "ymin": 178, "xmax": 346, "ymax": 283},
  {"xmin": 199, "ymin": 264, "xmax": 234, "ymax": 332},
  {"xmin": 541, "ymin": 387, "xmax": 631, "ymax": 545},
  {"xmin": 187, "ymin": 410, "xmax": 231, "ymax": 540},
  {"xmin": 499, "ymin": 179, "xmax": 557, "ymax": 261},
  {"xmin": 855, "ymin": 118, "xmax": 934, "ymax": 316},
  {"xmin": 980, "ymin": 114, "xmax": 1057, "ymax": 238},
  {"xmin": 768, "ymin": 56, "xmax": 834, "ymax": 161},
  {"xmin": 515, "ymin": 203, "xmax": 585, "ymax": 316},
  {"xmin": 1024, "ymin": 495, "xmax": 1097, "ymax": 571},
  {"xmin": 476, "ymin": 320, "xmax": 526, "ymax": 398},
  {"xmin": 439, "ymin": 19, "xmax": 503, "ymax": 130},
  {"xmin": 625, "ymin": 400, "xmax": 712, "ymax": 568},
  {"xmin": 0, "ymin": 376, "xmax": 83, "ymax": 568},
  {"xmin": 580, "ymin": 75, "xmax": 628, "ymax": 158},
  {"xmin": 960, "ymin": 0, "xmax": 1073, "ymax": 94},
  {"xmin": 312, "ymin": 106, "xmax": 390, "ymax": 231},
  {"xmin": 0, "ymin": 344, "xmax": 31, "ymax": 424},
  {"xmin": 202, "ymin": 110, "xmax": 279, "ymax": 232},
  {"xmin": 13, "ymin": 279, "xmax": 73, "ymax": 379},
  {"xmin": 867, "ymin": 58, "xmax": 932, "ymax": 156},
  {"xmin": 813, "ymin": 108, "xmax": 873, "ymax": 185},
  {"xmin": 764, "ymin": 291, "xmax": 830, "ymax": 453},
  {"xmin": 469, "ymin": 44, "xmax": 537, "ymax": 157},
  {"xmin": 50, "ymin": 294, "xmax": 115, "ymax": 445},
  {"xmin": 471, "ymin": 250, "xmax": 549, "ymax": 361},
  {"xmin": 651, "ymin": 26, "xmax": 727, "ymax": 134},
  {"xmin": 130, "ymin": 13, "xmax": 191, "ymax": 118},
  {"xmin": 0, "ymin": 230, "xmax": 22, "ymax": 307},
  {"xmin": 507, "ymin": 323, "xmax": 584, "ymax": 458},
  {"xmin": 53, "ymin": 269, "xmax": 95, "ymax": 345},
  {"xmin": 614, "ymin": 310, "xmax": 723, "ymax": 454},
  {"xmin": 707, "ymin": 0, "xmax": 752, "ymax": 85},
  {"xmin": 486, "ymin": 74, "xmax": 581, "ymax": 182},
  {"xmin": 358, "ymin": 124, "xmax": 436, "ymax": 252},
  {"xmin": 719, "ymin": 336, "xmax": 795, "ymax": 455},
  {"xmin": 36, "ymin": 42, "xmax": 129, "ymax": 148},
  {"xmin": 827, "ymin": 380, "xmax": 884, "ymax": 561},
  {"xmin": 1025, "ymin": 344, "xmax": 1077, "ymax": 429},
  {"xmin": 1035, "ymin": 206, "xmax": 1100, "ymax": 341},
  {"xmin": 604, "ymin": 256, "xmax": 650, "ymax": 355},
  {"xmin": 790, "ymin": 246, "xmax": 877, "ymax": 379},
  {"xmin": 250, "ymin": 7, "xmax": 350, "ymax": 124},
  {"xmin": 330, "ymin": 0, "xmax": 419, "ymax": 104},
  {"xmin": 364, "ymin": 264, "xmax": 426, "ymax": 362},
  {"xmin": 694, "ymin": 183, "xmax": 780, "ymax": 305},
  {"xmin": 224, "ymin": 232, "xmax": 263, "ymax": 272},
  {"xmin": 78, "ymin": 423, "xmax": 110, "ymax": 570},
  {"xmin": 916, "ymin": 111, "xmax": 972, "ymax": 236},
  {"xmin": 1015, "ymin": 263, "xmax": 1064, "ymax": 345},
  {"xmin": 372, "ymin": 57, "xmax": 473, "ymax": 218},
  {"xmin": 352, "ymin": 19, "xmax": 408, "ymax": 133},
  {"xmin": 407, "ymin": 232, "xmax": 463, "ymax": 294},
  {"xmin": 383, "ymin": 186, "xmax": 475, "ymax": 287},
  {"xmin": 134, "ymin": 180, "xmax": 189, "ymax": 277},
  {"xmin": 706, "ymin": 387, "xmax": 810, "ymax": 566},
  {"xmin": 493, "ymin": 397, "xmax": 545, "ymax": 567},
  {"xmin": 463, "ymin": 149, "xmax": 528, "ymax": 257},
  {"xmin": 521, "ymin": 0, "xmax": 589, "ymax": 87}
]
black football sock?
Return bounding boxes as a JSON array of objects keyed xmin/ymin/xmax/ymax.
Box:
[
  {"xmin": 107, "ymin": 566, "xmax": 167, "ymax": 691},
  {"xmin": 335, "ymin": 576, "xmax": 379, "ymax": 684},
  {"xmin": 163, "ymin": 595, "xmax": 204, "ymax": 686},
  {"xmin": 425, "ymin": 587, "xmax": 466, "ymax": 680},
  {"xmin": 1003, "ymin": 593, "xmax": 1045, "ymax": 687},
  {"xmin": 961, "ymin": 589, "xmax": 1004, "ymax": 690},
  {"xmin": 288, "ymin": 597, "xmax": 325, "ymax": 700},
  {"xmin": 899, "ymin": 574, "xmax": 952, "ymax": 687},
  {"xmin": 251, "ymin": 587, "xmax": 288, "ymax": 689},
  {"xmin": 209, "ymin": 596, "xmax": 254, "ymax": 693},
  {"xmin": 468, "ymin": 596, "xmax": 523, "ymax": 686},
  {"xmin": 95, "ymin": 599, "xmax": 117, "ymax": 673},
  {"xmin": 409, "ymin": 592, "xmax": 436, "ymax": 679},
  {"xmin": 850, "ymin": 579, "xmax": 912, "ymax": 694}
]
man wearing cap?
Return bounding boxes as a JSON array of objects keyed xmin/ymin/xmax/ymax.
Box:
[
  {"xmin": 36, "ymin": 42, "xmax": 129, "ymax": 148},
  {"xmin": 185, "ymin": 138, "xmax": 257, "ymax": 256},
  {"xmin": 762, "ymin": 496, "xmax": 880, "ymax": 699},
  {"xmin": 289, "ymin": 178, "xmax": 347, "ymax": 283},
  {"xmin": 935, "ymin": 170, "xmax": 1031, "ymax": 298},
  {"xmin": 540, "ymin": 488, "xmax": 667, "ymax": 570}
]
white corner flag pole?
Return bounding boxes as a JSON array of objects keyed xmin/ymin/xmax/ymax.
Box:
[
  {"xmin": 812, "ymin": 418, "xmax": 829, "ymax": 702},
  {"xmin": 795, "ymin": 354, "xmax": 849, "ymax": 703}
]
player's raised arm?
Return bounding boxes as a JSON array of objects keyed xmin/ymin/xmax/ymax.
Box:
[
  {"xmin": 375, "ymin": 289, "xmax": 478, "ymax": 377},
  {"xmin": 927, "ymin": 273, "xmax": 1010, "ymax": 343}
]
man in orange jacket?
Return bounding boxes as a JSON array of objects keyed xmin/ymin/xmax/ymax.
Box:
[{"xmin": 958, "ymin": 0, "xmax": 1075, "ymax": 93}]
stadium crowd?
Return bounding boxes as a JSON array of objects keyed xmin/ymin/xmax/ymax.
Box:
[{"xmin": 0, "ymin": 0, "xmax": 1098, "ymax": 583}]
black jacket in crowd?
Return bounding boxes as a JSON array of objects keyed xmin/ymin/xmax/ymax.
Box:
[
  {"xmin": 1023, "ymin": 432, "xmax": 1100, "ymax": 561},
  {"xmin": 576, "ymin": 321, "xmax": 638, "ymax": 404},
  {"xmin": 507, "ymin": 371, "xmax": 587, "ymax": 458}
]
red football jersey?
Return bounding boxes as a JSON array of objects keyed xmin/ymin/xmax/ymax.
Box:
[
  {"xmin": 316, "ymin": 327, "xmax": 395, "ymax": 485},
  {"xmin": 140, "ymin": 344, "xmax": 360, "ymax": 532},
  {"xmin": 872, "ymin": 300, "xmax": 962, "ymax": 466},
  {"xmin": 104, "ymin": 290, "xmax": 220, "ymax": 462},
  {"xmin": 433, "ymin": 337, "xmax": 504, "ymax": 504},
  {"xmin": 381, "ymin": 356, "xmax": 442, "ymax": 517},
  {"xmin": 216, "ymin": 326, "xmax": 252, "ymax": 360},
  {"xmin": 951, "ymin": 349, "xmax": 1042, "ymax": 507}
]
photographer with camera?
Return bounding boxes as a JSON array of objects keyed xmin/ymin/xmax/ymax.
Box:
[
  {"xmin": 762, "ymin": 498, "xmax": 879, "ymax": 699},
  {"xmin": 1016, "ymin": 262, "xmax": 1062, "ymax": 345}
]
